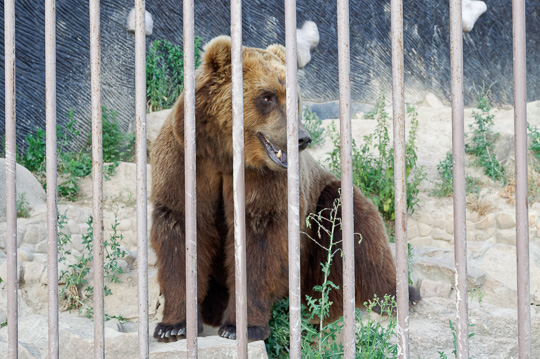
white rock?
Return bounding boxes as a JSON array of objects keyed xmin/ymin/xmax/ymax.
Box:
[
  {"xmin": 419, "ymin": 279, "xmax": 452, "ymax": 298},
  {"xmin": 0, "ymin": 158, "xmax": 46, "ymax": 222},
  {"xmin": 126, "ymin": 8, "xmax": 153, "ymax": 36},
  {"xmin": 296, "ymin": 21, "xmax": 319, "ymax": 68},
  {"xmin": 462, "ymin": 0, "xmax": 487, "ymax": 33},
  {"xmin": 147, "ymin": 109, "xmax": 173, "ymax": 150},
  {"xmin": 496, "ymin": 213, "xmax": 516, "ymax": 230},
  {"xmin": 424, "ymin": 93, "xmax": 444, "ymax": 108},
  {"xmin": 495, "ymin": 229, "xmax": 515, "ymax": 245},
  {"xmin": 23, "ymin": 223, "xmax": 46, "ymax": 245}
]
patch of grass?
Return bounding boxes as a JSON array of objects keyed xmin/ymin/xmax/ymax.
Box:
[
  {"xmin": 432, "ymin": 152, "xmax": 481, "ymax": 197},
  {"xmin": 146, "ymin": 38, "xmax": 203, "ymax": 112},
  {"xmin": 58, "ymin": 213, "xmax": 127, "ymax": 319},
  {"xmin": 301, "ymin": 106, "xmax": 325, "ymax": 147},
  {"xmin": 325, "ymin": 92, "xmax": 424, "ymax": 221},
  {"xmin": 16, "ymin": 193, "xmax": 31, "ymax": 218},
  {"xmin": 465, "ymin": 86, "xmax": 506, "ymax": 184}
]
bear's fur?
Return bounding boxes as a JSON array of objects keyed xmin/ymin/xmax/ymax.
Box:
[{"xmin": 150, "ymin": 35, "xmax": 420, "ymax": 342}]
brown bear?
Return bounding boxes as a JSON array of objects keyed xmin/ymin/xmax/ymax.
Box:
[{"xmin": 150, "ymin": 35, "xmax": 419, "ymax": 342}]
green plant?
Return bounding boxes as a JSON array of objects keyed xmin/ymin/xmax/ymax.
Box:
[
  {"xmin": 438, "ymin": 320, "xmax": 475, "ymax": 359},
  {"xmin": 301, "ymin": 106, "xmax": 325, "ymax": 146},
  {"xmin": 529, "ymin": 124, "xmax": 540, "ymax": 165},
  {"xmin": 325, "ymin": 92, "xmax": 424, "ymax": 221},
  {"xmin": 58, "ymin": 214, "xmax": 127, "ymax": 319},
  {"xmin": 469, "ymin": 287, "xmax": 484, "ymax": 305},
  {"xmin": 146, "ymin": 38, "xmax": 203, "ymax": 112},
  {"xmin": 21, "ymin": 128, "xmax": 47, "ymax": 173},
  {"xmin": 432, "ymin": 152, "xmax": 481, "ymax": 197},
  {"xmin": 465, "ymin": 86, "xmax": 506, "ymax": 184},
  {"xmin": 16, "ymin": 193, "xmax": 31, "ymax": 218}
]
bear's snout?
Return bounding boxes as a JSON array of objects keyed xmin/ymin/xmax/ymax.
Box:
[{"xmin": 299, "ymin": 129, "xmax": 312, "ymax": 151}]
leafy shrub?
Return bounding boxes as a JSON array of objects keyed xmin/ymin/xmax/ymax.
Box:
[
  {"xmin": 465, "ymin": 87, "xmax": 506, "ymax": 183},
  {"xmin": 58, "ymin": 214, "xmax": 126, "ymax": 320},
  {"xmin": 16, "ymin": 193, "xmax": 31, "ymax": 218},
  {"xmin": 325, "ymin": 92, "xmax": 424, "ymax": 221},
  {"xmin": 432, "ymin": 152, "xmax": 481, "ymax": 197},
  {"xmin": 529, "ymin": 124, "xmax": 540, "ymax": 163},
  {"xmin": 301, "ymin": 107, "xmax": 325, "ymax": 146},
  {"xmin": 146, "ymin": 38, "xmax": 203, "ymax": 112}
]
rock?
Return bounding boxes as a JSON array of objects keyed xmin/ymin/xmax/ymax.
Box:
[
  {"xmin": 0, "ymin": 158, "xmax": 46, "ymax": 222},
  {"xmin": 431, "ymin": 228, "xmax": 453, "ymax": 242},
  {"xmin": 147, "ymin": 109, "xmax": 172, "ymax": 151},
  {"xmin": 22, "ymin": 261, "xmax": 46, "ymax": 284},
  {"xmin": 496, "ymin": 213, "xmax": 516, "ymax": 230},
  {"xmin": 126, "ymin": 8, "xmax": 153, "ymax": 36},
  {"xmin": 296, "ymin": 21, "xmax": 319, "ymax": 68},
  {"xmin": 462, "ymin": 0, "xmax": 487, "ymax": 33},
  {"xmin": 495, "ymin": 229, "xmax": 515, "ymax": 245},
  {"xmin": 419, "ymin": 279, "xmax": 452, "ymax": 298},
  {"xmin": 23, "ymin": 223, "xmax": 46, "ymax": 245},
  {"xmin": 475, "ymin": 214, "xmax": 495, "ymax": 230},
  {"xmin": 407, "ymin": 224, "xmax": 419, "ymax": 240},
  {"xmin": 424, "ymin": 93, "xmax": 444, "ymax": 108}
]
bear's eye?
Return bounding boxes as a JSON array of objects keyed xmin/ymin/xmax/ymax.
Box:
[{"xmin": 263, "ymin": 95, "xmax": 275, "ymax": 104}]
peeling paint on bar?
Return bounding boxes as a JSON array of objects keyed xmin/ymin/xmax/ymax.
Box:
[
  {"xmin": 231, "ymin": 0, "xmax": 248, "ymax": 357},
  {"xmin": 337, "ymin": 1, "xmax": 356, "ymax": 358},
  {"xmin": 4, "ymin": 0, "xmax": 18, "ymax": 357},
  {"xmin": 134, "ymin": 1, "xmax": 149, "ymax": 358},
  {"xmin": 45, "ymin": 0, "xmax": 59, "ymax": 357},
  {"xmin": 183, "ymin": 0, "xmax": 198, "ymax": 357},
  {"xmin": 285, "ymin": 1, "xmax": 301, "ymax": 358},
  {"xmin": 391, "ymin": 0, "xmax": 410, "ymax": 357},
  {"xmin": 449, "ymin": 1, "xmax": 469, "ymax": 358},
  {"xmin": 512, "ymin": 0, "xmax": 531, "ymax": 357}
]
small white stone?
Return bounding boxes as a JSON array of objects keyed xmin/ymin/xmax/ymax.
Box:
[
  {"xmin": 418, "ymin": 222, "xmax": 432, "ymax": 237},
  {"xmin": 462, "ymin": 0, "xmax": 487, "ymax": 33},
  {"xmin": 126, "ymin": 8, "xmax": 153, "ymax": 36},
  {"xmin": 296, "ymin": 21, "xmax": 319, "ymax": 68},
  {"xmin": 496, "ymin": 213, "xmax": 516, "ymax": 230},
  {"xmin": 420, "ymin": 279, "xmax": 452, "ymax": 299}
]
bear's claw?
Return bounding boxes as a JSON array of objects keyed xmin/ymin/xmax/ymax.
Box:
[
  {"xmin": 154, "ymin": 322, "xmax": 197, "ymax": 342},
  {"xmin": 218, "ymin": 324, "xmax": 270, "ymax": 341}
]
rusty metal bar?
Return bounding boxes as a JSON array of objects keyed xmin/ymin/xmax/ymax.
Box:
[
  {"xmin": 391, "ymin": 0, "xmax": 410, "ymax": 357},
  {"xmin": 512, "ymin": 0, "xmax": 531, "ymax": 357},
  {"xmin": 285, "ymin": 1, "xmax": 301, "ymax": 358},
  {"xmin": 89, "ymin": 0, "xmax": 105, "ymax": 357},
  {"xmin": 134, "ymin": 1, "xmax": 149, "ymax": 358},
  {"xmin": 337, "ymin": 0, "xmax": 355, "ymax": 357},
  {"xmin": 449, "ymin": 0, "xmax": 469, "ymax": 358},
  {"xmin": 45, "ymin": 0, "xmax": 59, "ymax": 357},
  {"xmin": 4, "ymin": 0, "xmax": 18, "ymax": 357},
  {"xmin": 183, "ymin": 0, "xmax": 198, "ymax": 357},
  {"xmin": 231, "ymin": 0, "xmax": 248, "ymax": 356}
]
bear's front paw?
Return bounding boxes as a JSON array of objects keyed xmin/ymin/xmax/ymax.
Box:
[
  {"xmin": 218, "ymin": 324, "xmax": 270, "ymax": 341},
  {"xmin": 154, "ymin": 321, "xmax": 203, "ymax": 342}
]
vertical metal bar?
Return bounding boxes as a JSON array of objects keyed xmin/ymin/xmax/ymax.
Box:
[
  {"xmin": 285, "ymin": 1, "xmax": 301, "ymax": 358},
  {"xmin": 391, "ymin": 0, "xmax": 409, "ymax": 357},
  {"xmin": 89, "ymin": 1, "xmax": 105, "ymax": 357},
  {"xmin": 45, "ymin": 0, "xmax": 59, "ymax": 357},
  {"xmin": 183, "ymin": 0, "xmax": 198, "ymax": 357},
  {"xmin": 449, "ymin": 0, "xmax": 469, "ymax": 358},
  {"xmin": 231, "ymin": 0, "xmax": 248, "ymax": 357},
  {"xmin": 134, "ymin": 1, "xmax": 149, "ymax": 358},
  {"xmin": 337, "ymin": 0, "xmax": 355, "ymax": 358},
  {"xmin": 4, "ymin": 0, "xmax": 18, "ymax": 357},
  {"xmin": 512, "ymin": 0, "xmax": 531, "ymax": 357}
]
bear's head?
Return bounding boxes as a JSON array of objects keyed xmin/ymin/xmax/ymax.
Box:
[{"xmin": 191, "ymin": 36, "xmax": 312, "ymax": 171}]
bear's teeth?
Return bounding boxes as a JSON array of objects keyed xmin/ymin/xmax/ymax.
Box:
[{"xmin": 276, "ymin": 150, "xmax": 282, "ymax": 159}]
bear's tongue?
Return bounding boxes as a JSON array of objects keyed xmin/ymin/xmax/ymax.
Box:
[{"xmin": 258, "ymin": 133, "xmax": 288, "ymax": 169}]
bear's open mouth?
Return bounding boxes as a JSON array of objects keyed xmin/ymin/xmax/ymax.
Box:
[{"xmin": 258, "ymin": 132, "xmax": 288, "ymax": 168}]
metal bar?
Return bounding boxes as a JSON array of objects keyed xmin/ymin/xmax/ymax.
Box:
[
  {"xmin": 134, "ymin": 1, "xmax": 149, "ymax": 358},
  {"xmin": 45, "ymin": 0, "xmax": 59, "ymax": 357},
  {"xmin": 391, "ymin": 0, "xmax": 409, "ymax": 357},
  {"xmin": 4, "ymin": 0, "xmax": 18, "ymax": 357},
  {"xmin": 512, "ymin": 0, "xmax": 531, "ymax": 357},
  {"xmin": 449, "ymin": 0, "xmax": 469, "ymax": 358},
  {"xmin": 337, "ymin": 0, "xmax": 355, "ymax": 358},
  {"xmin": 183, "ymin": 0, "xmax": 198, "ymax": 357},
  {"xmin": 89, "ymin": 1, "xmax": 105, "ymax": 357},
  {"xmin": 231, "ymin": 0, "xmax": 248, "ymax": 357},
  {"xmin": 285, "ymin": 1, "xmax": 301, "ymax": 358}
]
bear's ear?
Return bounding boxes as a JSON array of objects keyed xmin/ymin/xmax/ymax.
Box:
[
  {"xmin": 266, "ymin": 44, "xmax": 286, "ymax": 64},
  {"xmin": 202, "ymin": 35, "xmax": 232, "ymax": 73}
]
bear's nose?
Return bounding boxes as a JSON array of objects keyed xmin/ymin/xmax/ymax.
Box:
[{"xmin": 298, "ymin": 130, "xmax": 312, "ymax": 151}]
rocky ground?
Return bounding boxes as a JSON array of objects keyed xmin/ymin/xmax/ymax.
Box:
[{"xmin": 0, "ymin": 96, "xmax": 539, "ymax": 358}]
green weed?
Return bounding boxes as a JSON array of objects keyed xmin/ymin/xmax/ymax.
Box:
[
  {"xmin": 301, "ymin": 106, "xmax": 325, "ymax": 146},
  {"xmin": 465, "ymin": 86, "xmax": 506, "ymax": 184},
  {"xmin": 529, "ymin": 124, "xmax": 540, "ymax": 165},
  {"xmin": 16, "ymin": 193, "xmax": 31, "ymax": 218},
  {"xmin": 438, "ymin": 320, "xmax": 475, "ymax": 359},
  {"xmin": 431, "ymin": 152, "xmax": 481, "ymax": 197},
  {"xmin": 146, "ymin": 38, "xmax": 203, "ymax": 112},
  {"xmin": 58, "ymin": 214, "xmax": 127, "ymax": 319},
  {"xmin": 325, "ymin": 92, "xmax": 424, "ymax": 221}
]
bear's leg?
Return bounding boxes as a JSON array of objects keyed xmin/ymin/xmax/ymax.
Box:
[
  {"xmin": 151, "ymin": 204, "xmax": 221, "ymax": 342},
  {"xmin": 218, "ymin": 227, "xmax": 289, "ymax": 341},
  {"xmin": 302, "ymin": 180, "xmax": 419, "ymax": 322}
]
